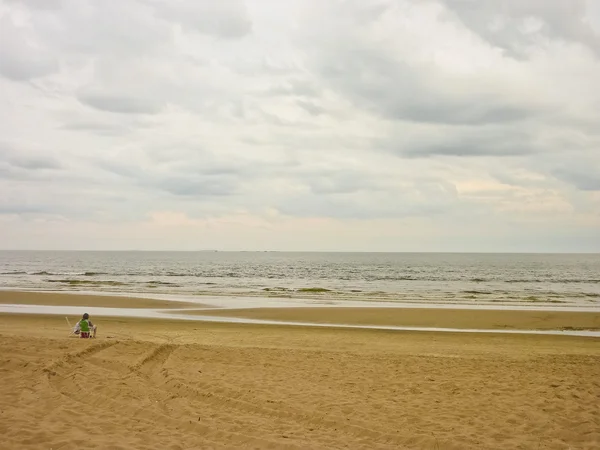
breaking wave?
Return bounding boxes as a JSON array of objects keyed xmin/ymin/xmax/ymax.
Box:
[{"xmin": 3, "ymin": 269, "xmax": 599, "ymax": 284}]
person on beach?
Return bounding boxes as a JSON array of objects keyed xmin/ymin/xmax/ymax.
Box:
[{"xmin": 75, "ymin": 313, "xmax": 97, "ymax": 338}]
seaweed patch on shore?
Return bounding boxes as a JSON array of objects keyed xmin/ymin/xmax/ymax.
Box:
[
  {"xmin": 297, "ymin": 287, "xmax": 332, "ymax": 293},
  {"xmin": 46, "ymin": 279, "xmax": 127, "ymax": 286}
]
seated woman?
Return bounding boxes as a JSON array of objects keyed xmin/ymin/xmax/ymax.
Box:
[{"xmin": 75, "ymin": 313, "xmax": 97, "ymax": 338}]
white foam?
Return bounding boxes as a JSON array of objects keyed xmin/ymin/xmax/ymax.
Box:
[{"xmin": 3, "ymin": 288, "xmax": 598, "ymax": 312}]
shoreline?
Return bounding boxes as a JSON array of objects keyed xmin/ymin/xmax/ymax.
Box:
[
  {"xmin": 0, "ymin": 290, "xmax": 599, "ymax": 337},
  {"xmin": 1, "ymin": 287, "xmax": 599, "ymax": 311}
]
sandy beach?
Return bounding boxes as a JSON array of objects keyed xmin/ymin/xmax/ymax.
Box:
[
  {"xmin": 0, "ymin": 292, "xmax": 599, "ymax": 449},
  {"xmin": 188, "ymin": 306, "xmax": 600, "ymax": 331}
]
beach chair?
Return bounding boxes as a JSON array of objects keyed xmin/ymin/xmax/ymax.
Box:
[
  {"xmin": 66, "ymin": 317, "xmax": 95, "ymax": 338},
  {"xmin": 66, "ymin": 317, "xmax": 78, "ymax": 337}
]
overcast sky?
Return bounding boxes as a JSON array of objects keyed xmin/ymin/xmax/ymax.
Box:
[{"xmin": 0, "ymin": 0, "xmax": 599, "ymax": 252}]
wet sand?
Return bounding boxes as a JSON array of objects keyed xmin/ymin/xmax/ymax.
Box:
[
  {"xmin": 1, "ymin": 313, "xmax": 599, "ymax": 450},
  {"xmin": 182, "ymin": 306, "xmax": 600, "ymax": 331},
  {"xmin": 0, "ymin": 291, "xmax": 202, "ymax": 309}
]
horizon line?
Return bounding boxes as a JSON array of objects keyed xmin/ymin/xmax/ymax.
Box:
[{"xmin": 0, "ymin": 249, "xmax": 598, "ymax": 254}]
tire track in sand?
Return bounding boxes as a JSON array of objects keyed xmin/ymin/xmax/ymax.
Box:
[
  {"xmin": 42, "ymin": 340, "xmax": 118, "ymax": 375},
  {"xmin": 44, "ymin": 341, "xmax": 300, "ymax": 449},
  {"xmin": 131, "ymin": 343, "xmax": 176, "ymax": 373},
  {"xmin": 128, "ymin": 344, "xmax": 415, "ymax": 448}
]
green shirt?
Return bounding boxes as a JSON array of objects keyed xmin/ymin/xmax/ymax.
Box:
[{"xmin": 78, "ymin": 319, "xmax": 91, "ymax": 332}]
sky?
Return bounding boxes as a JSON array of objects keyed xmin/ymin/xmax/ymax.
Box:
[{"xmin": 0, "ymin": 0, "xmax": 599, "ymax": 252}]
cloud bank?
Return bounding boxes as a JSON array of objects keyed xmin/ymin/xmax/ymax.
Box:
[{"xmin": 0, "ymin": 0, "xmax": 599, "ymax": 251}]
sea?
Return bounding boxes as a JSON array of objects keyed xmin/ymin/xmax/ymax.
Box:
[{"xmin": 0, "ymin": 251, "xmax": 599, "ymax": 308}]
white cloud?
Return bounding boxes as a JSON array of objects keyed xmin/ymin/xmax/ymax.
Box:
[
  {"xmin": 0, "ymin": 0, "xmax": 598, "ymax": 251},
  {"xmin": 0, "ymin": 13, "xmax": 59, "ymax": 80}
]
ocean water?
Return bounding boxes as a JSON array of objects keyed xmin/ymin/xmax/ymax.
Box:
[{"xmin": 0, "ymin": 251, "xmax": 598, "ymax": 307}]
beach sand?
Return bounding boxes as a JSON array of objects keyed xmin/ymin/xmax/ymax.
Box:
[
  {"xmin": 0, "ymin": 291, "xmax": 203, "ymax": 309},
  {"xmin": 195, "ymin": 307, "xmax": 600, "ymax": 331},
  {"xmin": 1, "ymin": 308, "xmax": 599, "ymax": 449}
]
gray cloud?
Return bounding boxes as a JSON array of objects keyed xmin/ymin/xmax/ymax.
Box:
[
  {"xmin": 0, "ymin": 16, "xmax": 59, "ymax": 80},
  {"xmin": 20, "ymin": 1, "xmax": 170, "ymax": 58},
  {"xmin": 8, "ymin": 156, "xmax": 62, "ymax": 170},
  {"xmin": 443, "ymin": 0, "xmax": 600, "ymax": 57},
  {"xmin": 4, "ymin": 0, "xmax": 64, "ymax": 11},
  {"xmin": 77, "ymin": 94, "xmax": 165, "ymax": 115},
  {"xmin": 397, "ymin": 128, "xmax": 538, "ymax": 158},
  {"xmin": 300, "ymin": 15, "xmax": 538, "ymax": 126},
  {"xmin": 554, "ymin": 168, "xmax": 600, "ymax": 191},
  {"xmin": 388, "ymin": 100, "xmax": 531, "ymax": 126},
  {"xmin": 0, "ymin": 141, "xmax": 63, "ymax": 171},
  {"xmin": 1, "ymin": 0, "xmax": 251, "ymax": 85},
  {"xmin": 157, "ymin": 176, "xmax": 238, "ymax": 197},
  {"xmin": 150, "ymin": 0, "xmax": 252, "ymax": 39},
  {"xmin": 92, "ymin": 151, "xmax": 247, "ymax": 198},
  {"xmin": 296, "ymin": 100, "xmax": 325, "ymax": 117},
  {"xmin": 60, "ymin": 122, "xmax": 136, "ymax": 137}
]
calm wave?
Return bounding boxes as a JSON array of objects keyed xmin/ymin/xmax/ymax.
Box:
[{"xmin": 1, "ymin": 251, "xmax": 599, "ymax": 307}]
